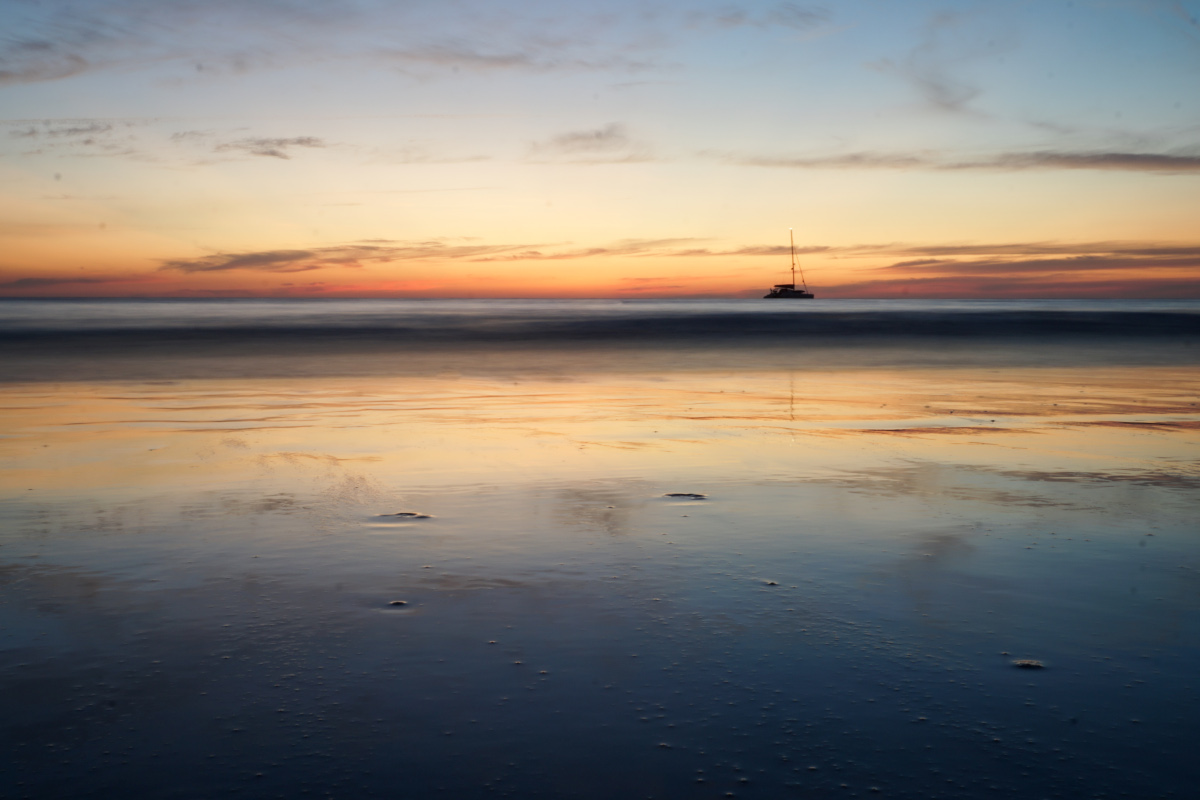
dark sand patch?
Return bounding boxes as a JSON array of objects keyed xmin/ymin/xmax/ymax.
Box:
[
  {"xmin": 997, "ymin": 468, "xmax": 1200, "ymax": 490},
  {"xmin": 1067, "ymin": 419, "xmax": 1200, "ymax": 430},
  {"xmin": 862, "ymin": 426, "xmax": 1029, "ymax": 436}
]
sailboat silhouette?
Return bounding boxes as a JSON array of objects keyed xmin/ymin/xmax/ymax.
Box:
[{"xmin": 764, "ymin": 229, "xmax": 814, "ymax": 299}]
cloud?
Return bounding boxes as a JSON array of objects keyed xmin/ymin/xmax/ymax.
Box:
[
  {"xmin": 0, "ymin": 276, "xmax": 121, "ymax": 288},
  {"xmin": 0, "ymin": 119, "xmax": 341, "ymax": 164},
  {"xmin": 800, "ymin": 239, "xmax": 1200, "ymax": 297},
  {"xmin": 964, "ymin": 151, "xmax": 1200, "ymax": 173},
  {"xmin": 724, "ymin": 151, "xmax": 930, "ymax": 169},
  {"xmin": 382, "ymin": 45, "xmax": 539, "ymax": 71},
  {"xmin": 829, "ymin": 274, "xmax": 1200, "ymax": 299},
  {"xmin": 379, "ymin": 44, "xmax": 655, "ymax": 75},
  {"xmin": 881, "ymin": 242, "xmax": 1200, "ymax": 258},
  {"xmin": 472, "ymin": 238, "xmax": 703, "ymax": 261},
  {"xmin": 213, "ymin": 136, "xmax": 326, "ymax": 159},
  {"xmin": 0, "ymin": 39, "xmax": 90, "ymax": 86},
  {"xmin": 159, "ymin": 237, "xmax": 730, "ymax": 274},
  {"xmin": 0, "ymin": 1, "xmax": 346, "ymax": 86},
  {"xmin": 1, "ymin": 118, "xmax": 144, "ymax": 158},
  {"xmin": 690, "ymin": 3, "xmax": 831, "ymax": 32},
  {"xmin": 538, "ymin": 124, "xmax": 631, "ymax": 155},
  {"xmin": 7, "ymin": 121, "xmax": 114, "ymax": 139},
  {"xmin": 632, "ymin": 243, "xmax": 833, "ymax": 259},
  {"xmin": 691, "ymin": 238, "xmax": 1200, "ymax": 267},
  {"xmin": 162, "ymin": 249, "xmax": 324, "ymax": 273},
  {"xmin": 588, "ymin": 240, "xmax": 1200, "ymax": 270},
  {"xmin": 0, "ymin": 1, "xmax": 669, "ymax": 87},
  {"xmin": 344, "ymin": 237, "xmax": 1200, "ymax": 275},
  {"xmin": 873, "ymin": 243, "xmax": 1200, "ymax": 281},
  {"xmin": 765, "ymin": 3, "xmax": 831, "ymax": 30},
  {"xmin": 720, "ymin": 149, "xmax": 1200, "ymax": 174},
  {"xmin": 869, "ymin": 9, "xmax": 1013, "ymax": 114},
  {"xmin": 644, "ymin": 237, "xmax": 1200, "ymax": 297},
  {"xmin": 529, "ymin": 123, "xmax": 654, "ymax": 163},
  {"xmin": 882, "ymin": 254, "xmax": 1200, "ymax": 274},
  {"xmin": 159, "ymin": 241, "xmax": 546, "ymax": 273}
]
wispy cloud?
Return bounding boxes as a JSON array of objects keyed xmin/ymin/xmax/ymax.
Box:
[
  {"xmin": 0, "ymin": 276, "xmax": 115, "ymax": 288},
  {"xmin": 0, "ymin": 273, "xmax": 157, "ymax": 292},
  {"xmin": 159, "ymin": 242, "xmax": 543, "ymax": 273},
  {"xmin": 380, "ymin": 45, "xmax": 540, "ymax": 71},
  {"xmin": 963, "ymin": 151, "xmax": 1200, "ymax": 173},
  {"xmin": 379, "ymin": 44, "xmax": 657, "ymax": 75},
  {"xmin": 162, "ymin": 249, "xmax": 327, "ymax": 273},
  {"xmin": 869, "ymin": 9, "xmax": 1012, "ymax": 114},
  {"xmin": 765, "ymin": 3, "xmax": 831, "ymax": 31},
  {"xmin": 829, "ymin": 274, "xmax": 1200, "ymax": 299},
  {"xmin": 871, "ymin": 243, "xmax": 1200, "ymax": 283},
  {"xmin": 662, "ymin": 237, "xmax": 1200, "ymax": 297},
  {"xmin": 720, "ymin": 149, "xmax": 1200, "ymax": 174},
  {"xmin": 529, "ymin": 123, "xmax": 654, "ymax": 164},
  {"xmin": 1, "ymin": 120, "xmax": 337, "ymax": 163},
  {"xmin": 8, "ymin": 120, "xmax": 114, "ymax": 139},
  {"xmin": 811, "ymin": 239, "xmax": 1200, "ymax": 297},
  {"xmin": 473, "ymin": 238, "xmax": 703, "ymax": 261},
  {"xmin": 627, "ymin": 243, "xmax": 832, "ymax": 258},
  {"xmin": 213, "ymin": 136, "xmax": 326, "ymax": 159},
  {"xmin": 171, "ymin": 130, "xmax": 332, "ymax": 160},
  {"xmin": 0, "ymin": 47, "xmax": 89, "ymax": 86},
  {"xmin": 0, "ymin": 1, "xmax": 670, "ymax": 86},
  {"xmin": 691, "ymin": 3, "xmax": 831, "ymax": 31},
  {"xmin": 878, "ymin": 242, "xmax": 1200, "ymax": 260},
  {"xmin": 882, "ymin": 254, "xmax": 1200, "ymax": 274},
  {"xmin": 3, "ymin": 118, "xmax": 143, "ymax": 158},
  {"xmin": 0, "ymin": 1, "xmax": 344, "ymax": 86},
  {"xmin": 159, "ymin": 238, "xmax": 733, "ymax": 273},
  {"xmin": 725, "ymin": 151, "xmax": 930, "ymax": 169},
  {"xmin": 156, "ymin": 237, "xmax": 1200, "ymax": 277}
]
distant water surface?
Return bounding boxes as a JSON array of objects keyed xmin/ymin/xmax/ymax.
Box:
[
  {"xmin": 2, "ymin": 298, "xmax": 1197, "ymax": 383},
  {"xmin": 3, "ymin": 297, "xmax": 1199, "ymax": 335}
]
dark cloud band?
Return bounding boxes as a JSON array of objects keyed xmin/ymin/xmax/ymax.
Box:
[{"xmin": 725, "ymin": 150, "xmax": 1200, "ymax": 174}]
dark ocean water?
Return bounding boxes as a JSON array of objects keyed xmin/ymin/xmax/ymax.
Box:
[
  {"xmin": 3, "ymin": 298, "xmax": 1199, "ymax": 339},
  {"xmin": 3, "ymin": 298, "xmax": 1197, "ymax": 383},
  {"xmin": 2, "ymin": 298, "xmax": 1198, "ymax": 799}
]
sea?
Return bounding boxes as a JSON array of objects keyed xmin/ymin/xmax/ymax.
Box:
[{"xmin": 2, "ymin": 298, "xmax": 1198, "ymax": 799}]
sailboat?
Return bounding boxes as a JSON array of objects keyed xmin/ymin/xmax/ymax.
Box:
[{"xmin": 763, "ymin": 229, "xmax": 814, "ymax": 299}]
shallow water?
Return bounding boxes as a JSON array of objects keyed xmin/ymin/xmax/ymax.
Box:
[{"xmin": 2, "ymin": 301, "xmax": 1198, "ymax": 798}]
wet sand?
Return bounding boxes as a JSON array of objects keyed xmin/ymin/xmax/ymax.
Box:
[{"xmin": 2, "ymin": 336, "xmax": 1198, "ymax": 798}]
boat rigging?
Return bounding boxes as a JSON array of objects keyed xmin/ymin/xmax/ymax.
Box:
[{"xmin": 763, "ymin": 228, "xmax": 814, "ymax": 299}]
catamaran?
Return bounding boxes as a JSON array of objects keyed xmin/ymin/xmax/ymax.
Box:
[{"xmin": 764, "ymin": 229, "xmax": 814, "ymax": 299}]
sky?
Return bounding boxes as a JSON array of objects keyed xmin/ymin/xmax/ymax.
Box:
[{"xmin": 2, "ymin": 0, "xmax": 1199, "ymax": 299}]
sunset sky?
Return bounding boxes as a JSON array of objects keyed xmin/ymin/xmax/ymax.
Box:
[{"xmin": 2, "ymin": 0, "xmax": 1199, "ymax": 298}]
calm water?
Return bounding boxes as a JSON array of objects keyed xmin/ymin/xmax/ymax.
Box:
[{"xmin": 2, "ymin": 300, "xmax": 1198, "ymax": 798}]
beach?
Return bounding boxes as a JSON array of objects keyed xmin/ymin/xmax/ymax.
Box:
[{"xmin": 2, "ymin": 299, "xmax": 1198, "ymax": 798}]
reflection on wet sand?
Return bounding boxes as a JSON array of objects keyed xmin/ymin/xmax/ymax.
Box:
[{"xmin": 1, "ymin": 345, "xmax": 1198, "ymax": 798}]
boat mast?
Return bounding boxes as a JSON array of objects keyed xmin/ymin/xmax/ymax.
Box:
[
  {"xmin": 790, "ymin": 228, "xmax": 809, "ymax": 292},
  {"xmin": 789, "ymin": 228, "xmax": 796, "ymax": 287}
]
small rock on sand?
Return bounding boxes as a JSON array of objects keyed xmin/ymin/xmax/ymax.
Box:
[
  {"xmin": 664, "ymin": 493, "xmax": 707, "ymax": 500},
  {"xmin": 379, "ymin": 512, "xmax": 432, "ymax": 519},
  {"xmin": 1012, "ymin": 659, "xmax": 1045, "ymax": 669},
  {"xmin": 388, "ymin": 600, "xmax": 408, "ymax": 606}
]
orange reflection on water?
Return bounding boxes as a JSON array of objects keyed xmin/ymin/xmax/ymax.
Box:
[{"xmin": 2, "ymin": 361, "xmax": 1197, "ymax": 506}]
